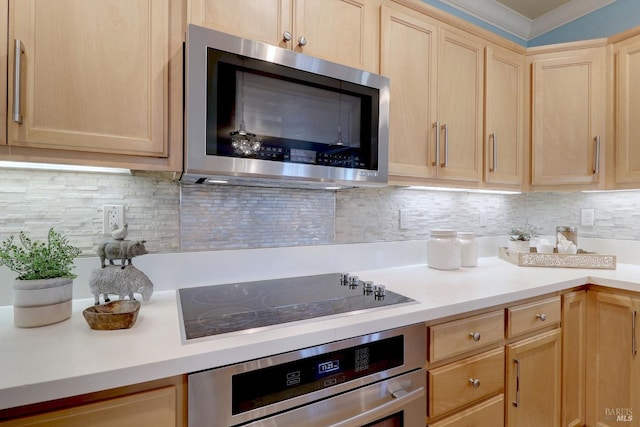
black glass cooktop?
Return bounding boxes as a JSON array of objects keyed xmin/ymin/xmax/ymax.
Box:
[{"xmin": 178, "ymin": 273, "xmax": 414, "ymax": 340}]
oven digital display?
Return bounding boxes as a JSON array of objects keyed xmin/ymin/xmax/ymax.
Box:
[
  {"xmin": 232, "ymin": 335, "xmax": 404, "ymax": 415},
  {"xmin": 317, "ymin": 360, "xmax": 340, "ymax": 376}
]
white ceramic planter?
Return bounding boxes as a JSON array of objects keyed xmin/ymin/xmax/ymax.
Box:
[
  {"xmin": 12, "ymin": 277, "xmax": 73, "ymax": 328},
  {"xmin": 508, "ymin": 240, "xmax": 531, "ymax": 253}
]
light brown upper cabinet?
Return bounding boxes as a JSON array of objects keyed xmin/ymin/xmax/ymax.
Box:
[
  {"xmin": 435, "ymin": 28, "xmax": 484, "ymax": 183},
  {"xmin": 381, "ymin": 3, "xmax": 437, "ymax": 180},
  {"xmin": 526, "ymin": 43, "xmax": 607, "ymax": 190},
  {"xmin": 614, "ymin": 33, "xmax": 640, "ymax": 186},
  {"xmin": 485, "ymin": 44, "xmax": 524, "ymax": 187},
  {"xmin": 382, "ymin": 2, "xmax": 485, "ymax": 185},
  {"xmin": 0, "ymin": 0, "xmax": 6, "ymax": 146},
  {"xmin": 4, "ymin": 0, "xmax": 183, "ymax": 171},
  {"xmin": 188, "ymin": 0, "xmax": 378, "ymax": 72}
]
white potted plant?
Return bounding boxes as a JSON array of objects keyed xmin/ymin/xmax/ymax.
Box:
[
  {"xmin": 509, "ymin": 224, "xmax": 538, "ymax": 253},
  {"xmin": 0, "ymin": 228, "xmax": 81, "ymax": 327}
]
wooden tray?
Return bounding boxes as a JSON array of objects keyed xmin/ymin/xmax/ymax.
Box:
[{"xmin": 498, "ymin": 247, "xmax": 616, "ymax": 269}]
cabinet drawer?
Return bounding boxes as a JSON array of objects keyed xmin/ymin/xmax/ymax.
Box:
[
  {"xmin": 428, "ymin": 347, "xmax": 505, "ymax": 418},
  {"xmin": 428, "ymin": 394, "xmax": 504, "ymax": 427},
  {"xmin": 429, "ymin": 310, "xmax": 504, "ymax": 362},
  {"xmin": 507, "ymin": 296, "xmax": 560, "ymax": 338}
]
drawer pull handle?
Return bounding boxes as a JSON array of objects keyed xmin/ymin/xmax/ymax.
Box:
[
  {"xmin": 469, "ymin": 332, "xmax": 481, "ymax": 341},
  {"xmin": 536, "ymin": 313, "xmax": 547, "ymax": 321},
  {"xmin": 468, "ymin": 378, "xmax": 481, "ymax": 388}
]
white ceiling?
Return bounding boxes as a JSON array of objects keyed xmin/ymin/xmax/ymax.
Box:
[{"xmin": 439, "ymin": 0, "xmax": 617, "ymax": 41}]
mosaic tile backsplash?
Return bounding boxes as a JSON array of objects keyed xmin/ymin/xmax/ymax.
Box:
[{"xmin": 0, "ymin": 168, "xmax": 638, "ymax": 255}]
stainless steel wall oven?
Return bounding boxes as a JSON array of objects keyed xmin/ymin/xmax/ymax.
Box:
[{"xmin": 188, "ymin": 323, "xmax": 426, "ymax": 426}]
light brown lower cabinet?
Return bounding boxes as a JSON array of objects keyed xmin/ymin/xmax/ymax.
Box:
[
  {"xmin": 428, "ymin": 347, "xmax": 504, "ymax": 419},
  {"xmin": 506, "ymin": 328, "xmax": 562, "ymax": 427},
  {"xmin": 562, "ymin": 290, "xmax": 587, "ymax": 427},
  {"xmin": 0, "ymin": 377, "xmax": 186, "ymax": 427},
  {"xmin": 428, "ymin": 394, "xmax": 504, "ymax": 427},
  {"xmin": 586, "ymin": 290, "xmax": 640, "ymax": 426}
]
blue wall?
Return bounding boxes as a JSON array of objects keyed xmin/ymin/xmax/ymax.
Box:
[{"xmin": 419, "ymin": 0, "xmax": 640, "ymax": 47}]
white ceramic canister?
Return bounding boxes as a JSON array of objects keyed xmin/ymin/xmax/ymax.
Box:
[
  {"xmin": 458, "ymin": 232, "xmax": 478, "ymax": 267},
  {"xmin": 427, "ymin": 230, "xmax": 461, "ymax": 270}
]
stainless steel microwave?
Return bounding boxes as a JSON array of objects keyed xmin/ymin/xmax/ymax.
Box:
[{"xmin": 181, "ymin": 24, "xmax": 389, "ymax": 189}]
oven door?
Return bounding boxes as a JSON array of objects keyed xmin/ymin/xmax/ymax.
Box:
[{"xmin": 244, "ymin": 368, "xmax": 425, "ymax": 427}]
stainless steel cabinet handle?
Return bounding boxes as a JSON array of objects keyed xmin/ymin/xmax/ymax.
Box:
[
  {"xmin": 282, "ymin": 31, "xmax": 292, "ymax": 42},
  {"xmin": 512, "ymin": 358, "xmax": 520, "ymax": 407},
  {"xmin": 490, "ymin": 133, "xmax": 497, "ymax": 172},
  {"xmin": 13, "ymin": 39, "xmax": 24, "ymax": 124},
  {"xmin": 536, "ymin": 313, "xmax": 547, "ymax": 321},
  {"xmin": 468, "ymin": 378, "xmax": 481, "ymax": 388},
  {"xmin": 469, "ymin": 332, "xmax": 481, "ymax": 342},
  {"xmin": 329, "ymin": 387, "xmax": 424, "ymax": 427},
  {"xmin": 441, "ymin": 123, "xmax": 449, "ymax": 167},
  {"xmin": 594, "ymin": 136, "xmax": 601, "ymax": 174},
  {"xmin": 432, "ymin": 121, "xmax": 440, "ymax": 167},
  {"xmin": 297, "ymin": 36, "xmax": 307, "ymax": 47},
  {"xmin": 633, "ymin": 310, "xmax": 637, "ymax": 356}
]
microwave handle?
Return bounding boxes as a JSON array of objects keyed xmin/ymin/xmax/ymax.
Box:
[
  {"xmin": 13, "ymin": 39, "xmax": 24, "ymax": 124},
  {"xmin": 328, "ymin": 386, "xmax": 424, "ymax": 427}
]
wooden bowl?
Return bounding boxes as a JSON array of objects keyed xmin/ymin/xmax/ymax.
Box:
[{"xmin": 83, "ymin": 300, "xmax": 140, "ymax": 330}]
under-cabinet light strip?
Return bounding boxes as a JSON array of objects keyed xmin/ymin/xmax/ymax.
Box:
[
  {"xmin": 0, "ymin": 161, "xmax": 131, "ymax": 174},
  {"xmin": 406, "ymin": 186, "xmax": 521, "ymax": 195}
]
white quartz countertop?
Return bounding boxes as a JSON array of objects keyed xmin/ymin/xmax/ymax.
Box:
[{"xmin": 3, "ymin": 256, "xmax": 640, "ymax": 411}]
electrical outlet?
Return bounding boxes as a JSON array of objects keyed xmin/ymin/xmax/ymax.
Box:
[
  {"xmin": 103, "ymin": 205, "xmax": 124, "ymax": 234},
  {"xmin": 399, "ymin": 209, "xmax": 408, "ymax": 230},
  {"xmin": 581, "ymin": 208, "xmax": 595, "ymax": 227}
]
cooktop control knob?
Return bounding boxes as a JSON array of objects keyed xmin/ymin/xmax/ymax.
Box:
[
  {"xmin": 348, "ymin": 276, "xmax": 359, "ymax": 289},
  {"xmin": 374, "ymin": 285, "xmax": 386, "ymax": 300},
  {"xmin": 340, "ymin": 273, "xmax": 350, "ymax": 286},
  {"xmin": 362, "ymin": 281, "xmax": 374, "ymax": 296}
]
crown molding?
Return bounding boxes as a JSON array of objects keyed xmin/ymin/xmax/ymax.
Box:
[
  {"xmin": 529, "ymin": 0, "xmax": 616, "ymax": 39},
  {"xmin": 439, "ymin": 0, "xmax": 532, "ymax": 40},
  {"xmin": 439, "ymin": 0, "xmax": 616, "ymax": 41}
]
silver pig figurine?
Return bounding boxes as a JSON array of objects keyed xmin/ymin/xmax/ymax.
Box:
[
  {"xmin": 89, "ymin": 265, "xmax": 153, "ymax": 305},
  {"xmin": 97, "ymin": 239, "xmax": 148, "ymax": 269}
]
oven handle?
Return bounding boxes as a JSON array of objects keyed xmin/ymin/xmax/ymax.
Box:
[{"xmin": 328, "ymin": 385, "xmax": 425, "ymax": 427}]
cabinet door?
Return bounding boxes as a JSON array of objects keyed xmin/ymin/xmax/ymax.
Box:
[
  {"xmin": 0, "ymin": 0, "xmax": 6, "ymax": 146},
  {"xmin": 506, "ymin": 329, "xmax": 561, "ymax": 427},
  {"xmin": 428, "ymin": 395, "xmax": 504, "ymax": 427},
  {"xmin": 188, "ymin": 0, "xmax": 291, "ymax": 48},
  {"xmin": 586, "ymin": 291, "xmax": 640, "ymax": 426},
  {"xmin": 562, "ymin": 290, "xmax": 586, "ymax": 427},
  {"xmin": 485, "ymin": 44, "xmax": 523, "ymax": 186},
  {"xmin": 436, "ymin": 28, "xmax": 484, "ymax": 182},
  {"xmin": 0, "ymin": 387, "xmax": 178, "ymax": 426},
  {"xmin": 382, "ymin": 4, "xmax": 437, "ymax": 179},
  {"xmin": 616, "ymin": 35, "xmax": 640, "ymax": 184},
  {"xmin": 294, "ymin": 0, "xmax": 376, "ymax": 71},
  {"xmin": 530, "ymin": 48, "xmax": 606, "ymax": 186},
  {"xmin": 8, "ymin": 0, "xmax": 171, "ymax": 157}
]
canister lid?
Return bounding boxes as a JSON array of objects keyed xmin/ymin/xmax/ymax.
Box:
[
  {"xmin": 430, "ymin": 229, "xmax": 457, "ymax": 237},
  {"xmin": 457, "ymin": 231, "xmax": 475, "ymax": 238}
]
